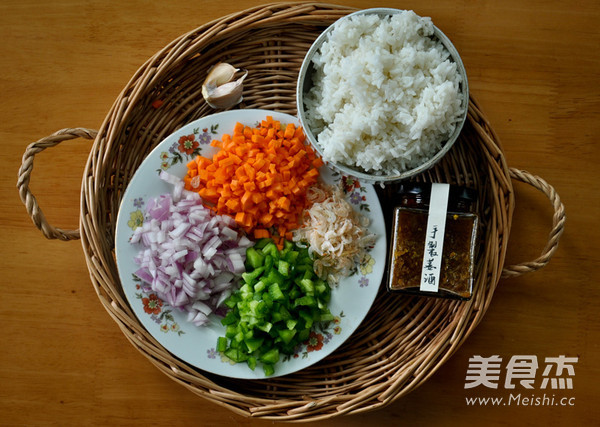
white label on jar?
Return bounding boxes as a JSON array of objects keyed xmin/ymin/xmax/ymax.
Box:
[{"xmin": 420, "ymin": 183, "xmax": 450, "ymax": 292}]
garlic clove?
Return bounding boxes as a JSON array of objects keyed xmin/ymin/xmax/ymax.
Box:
[
  {"xmin": 208, "ymin": 62, "xmax": 238, "ymax": 85},
  {"xmin": 202, "ymin": 63, "xmax": 248, "ymax": 109}
]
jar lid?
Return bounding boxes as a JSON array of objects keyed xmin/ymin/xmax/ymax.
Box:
[{"xmin": 396, "ymin": 182, "xmax": 478, "ymax": 209}]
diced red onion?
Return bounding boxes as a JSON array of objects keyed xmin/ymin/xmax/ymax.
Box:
[{"xmin": 131, "ymin": 172, "xmax": 253, "ymax": 327}]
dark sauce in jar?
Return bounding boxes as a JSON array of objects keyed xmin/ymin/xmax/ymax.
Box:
[{"xmin": 386, "ymin": 183, "xmax": 478, "ymax": 300}]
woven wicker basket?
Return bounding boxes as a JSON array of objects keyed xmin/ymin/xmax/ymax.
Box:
[{"xmin": 17, "ymin": 2, "xmax": 565, "ymax": 421}]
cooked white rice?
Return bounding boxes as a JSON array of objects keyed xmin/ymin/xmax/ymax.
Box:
[{"xmin": 303, "ymin": 10, "xmax": 465, "ymax": 175}]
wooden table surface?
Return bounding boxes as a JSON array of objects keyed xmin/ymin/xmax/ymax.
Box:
[{"xmin": 1, "ymin": 0, "xmax": 598, "ymax": 425}]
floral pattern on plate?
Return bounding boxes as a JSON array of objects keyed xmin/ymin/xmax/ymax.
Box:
[
  {"xmin": 157, "ymin": 124, "xmax": 219, "ymax": 172},
  {"xmin": 132, "ymin": 275, "xmax": 185, "ymax": 336}
]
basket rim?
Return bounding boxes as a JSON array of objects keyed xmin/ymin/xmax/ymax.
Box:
[{"xmin": 77, "ymin": 2, "xmax": 515, "ymax": 421}]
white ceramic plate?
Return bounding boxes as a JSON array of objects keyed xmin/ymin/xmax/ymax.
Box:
[{"xmin": 115, "ymin": 109, "xmax": 386, "ymax": 379}]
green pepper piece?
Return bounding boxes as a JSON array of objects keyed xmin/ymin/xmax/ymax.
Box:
[
  {"xmin": 260, "ymin": 242, "xmax": 278, "ymax": 257},
  {"xmin": 246, "ymin": 247, "xmax": 265, "ymax": 269},
  {"xmin": 277, "ymin": 329, "xmax": 297, "ymax": 345},
  {"xmin": 247, "ymin": 356, "xmax": 257, "ymax": 371},
  {"xmin": 242, "ymin": 266, "xmax": 265, "ymax": 285},
  {"xmin": 244, "ymin": 337, "xmax": 265, "ymax": 353},
  {"xmin": 268, "ymin": 283, "xmax": 285, "ymax": 301},
  {"xmin": 277, "ymin": 259, "xmax": 291, "ymax": 277},
  {"xmin": 254, "ymin": 238, "xmax": 272, "ymax": 250},
  {"xmin": 294, "ymin": 295, "xmax": 316, "ymax": 307},
  {"xmin": 259, "ymin": 348, "xmax": 280, "ymax": 365},
  {"xmin": 216, "ymin": 336, "xmax": 228, "ymax": 352},
  {"xmin": 224, "ymin": 348, "xmax": 248, "ymax": 363},
  {"xmin": 262, "ymin": 363, "xmax": 275, "ymax": 376}
]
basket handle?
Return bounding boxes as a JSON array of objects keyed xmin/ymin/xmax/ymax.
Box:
[
  {"xmin": 17, "ymin": 128, "xmax": 98, "ymax": 241},
  {"xmin": 501, "ymin": 168, "xmax": 566, "ymax": 278}
]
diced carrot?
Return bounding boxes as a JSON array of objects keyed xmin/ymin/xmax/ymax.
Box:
[
  {"xmin": 198, "ymin": 187, "xmax": 219, "ymax": 201},
  {"xmin": 196, "ymin": 155, "xmax": 211, "ymax": 168},
  {"xmin": 251, "ymin": 192, "xmax": 264, "ymax": 204},
  {"xmin": 183, "ymin": 116, "xmax": 322, "ymax": 238},
  {"xmin": 253, "ymin": 229, "xmax": 270, "ymax": 239},
  {"xmin": 198, "ymin": 169, "xmax": 209, "ymax": 181},
  {"xmin": 266, "ymin": 189, "xmax": 278, "ymax": 200},
  {"xmin": 265, "ymin": 127, "xmax": 276, "ymax": 142},
  {"xmin": 293, "ymin": 126, "xmax": 305, "ymax": 141},
  {"xmin": 235, "ymin": 145, "xmax": 249, "ymax": 157},
  {"xmin": 234, "ymin": 211, "xmax": 246, "ymax": 225},
  {"xmin": 243, "ymin": 213, "xmax": 254, "ymax": 228},
  {"xmin": 275, "ymin": 236, "xmax": 284, "ymax": 250},
  {"xmin": 276, "ymin": 196, "xmax": 291, "ymax": 211},
  {"xmin": 291, "ymin": 185, "xmax": 304, "ymax": 196},
  {"xmin": 234, "ymin": 122, "xmax": 244, "ymax": 133},
  {"xmin": 240, "ymin": 191, "xmax": 253, "ymax": 210},
  {"xmin": 243, "ymin": 163, "xmax": 255, "ymax": 180},
  {"xmin": 251, "ymin": 134, "xmax": 265, "ymax": 144},
  {"xmin": 304, "ymin": 168, "xmax": 319, "ymax": 179},
  {"xmin": 226, "ymin": 198, "xmax": 241, "ymax": 211},
  {"xmin": 246, "ymin": 205, "xmax": 260, "ymax": 217}
]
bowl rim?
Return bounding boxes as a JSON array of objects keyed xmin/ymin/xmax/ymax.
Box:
[{"xmin": 296, "ymin": 7, "xmax": 470, "ymax": 184}]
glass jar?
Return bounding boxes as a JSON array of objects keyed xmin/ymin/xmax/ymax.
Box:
[{"xmin": 387, "ymin": 182, "xmax": 479, "ymax": 300}]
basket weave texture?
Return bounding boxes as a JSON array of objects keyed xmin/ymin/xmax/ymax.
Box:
[{"xmin": 77, "ymin": 2, "xmax": 515, "ymax": 421}]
